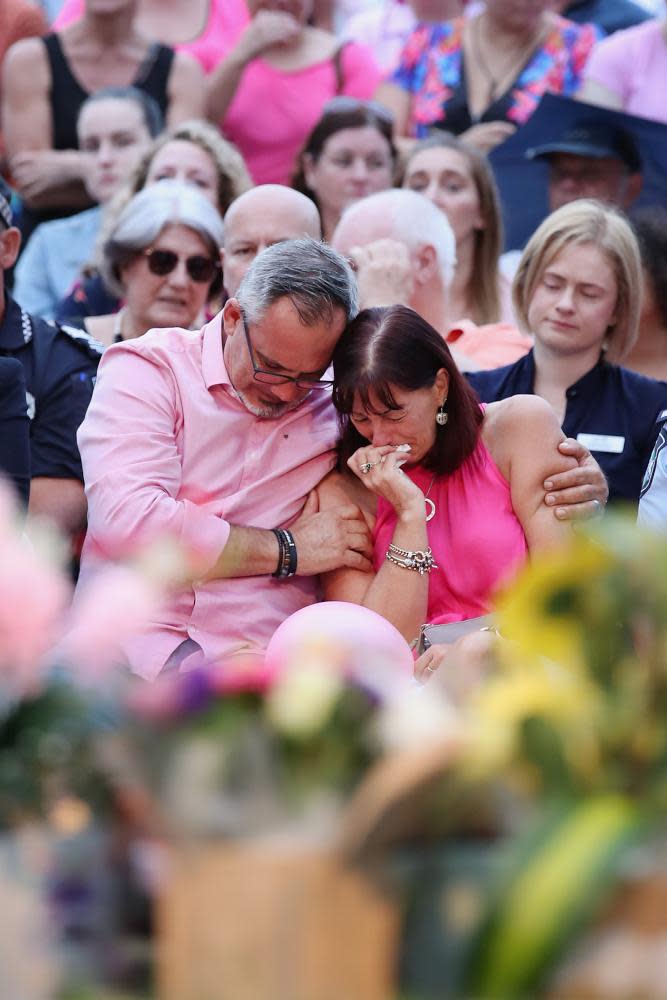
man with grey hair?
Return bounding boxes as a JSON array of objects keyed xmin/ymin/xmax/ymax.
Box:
[
  {"xmin": 332, "ymin": 188, "xmax": 455, "ymax": 337},
  {"xmin": 331, "ymin": 188, "xmax": 533, "ymax": 370},
  {"xmin": 77, "ymin": 237, "xmax": 371, "ymax": 678}
]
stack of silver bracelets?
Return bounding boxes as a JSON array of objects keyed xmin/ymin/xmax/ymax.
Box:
[{"xmin": 385, "ymin": 543, "xmax": 437, "ymax": 575}]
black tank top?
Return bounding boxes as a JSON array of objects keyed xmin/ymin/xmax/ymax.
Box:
[{"xmin": 42, "ymin": 32, "xmax": 174, "ymax": 152}]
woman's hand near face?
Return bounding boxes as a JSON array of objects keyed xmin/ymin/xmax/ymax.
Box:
[
  {"xmin": 207, "ymin": 7, "xmax": 303, "ymax": 119},
  {"xmin": 319, "ymin": 453, "xmax": 431, "ymax": 643},
  {"xmin": 348, "ymin": 444, "xmax": 426, "ymax": 521},
  {"xmin": 237, "ymin": 9, "xmax": 303, "ymax": 62}
]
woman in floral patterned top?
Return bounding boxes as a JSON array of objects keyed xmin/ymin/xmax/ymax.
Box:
[{"xmin": 376, "ymin": 0, "xmax": 599, "ymax": 154}]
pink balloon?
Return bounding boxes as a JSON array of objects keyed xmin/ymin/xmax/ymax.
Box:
[{"xmin": 265, "ymin": 601, "xmax": 414, "ymax": 681}]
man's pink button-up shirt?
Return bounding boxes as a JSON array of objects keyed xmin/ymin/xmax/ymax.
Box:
[{"xmin": 77, "ymin": 315, "xmax": 339, "ymax": 679}]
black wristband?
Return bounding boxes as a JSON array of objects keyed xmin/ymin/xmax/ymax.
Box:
[
  {"xmin": 271, "ymin": 527, "xmax": 297, "ymax": 579},
  {"xmin": 271, "ymin": 528, "xmax": 286, "ymax": 578},
  {"xmin": 281, "ymin": 528, "xmax": 297, "ymax": 577}
]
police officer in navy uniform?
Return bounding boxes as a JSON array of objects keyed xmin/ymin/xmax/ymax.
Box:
[
  {"xmin": 0, "ymin": 357, "xmax": 30, "ymax": 505},
  {"xmin": 0, "ymin": 178, "xmax": 101, "ymax": 539}
]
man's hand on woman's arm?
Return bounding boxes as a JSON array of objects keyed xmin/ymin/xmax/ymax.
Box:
[
  {"xmin": 544, "ymin": 439, "xmax": 608, "ymax": 521},
  {"xmin": 208, "ymin": 490, "xmax": 373, "ymax": 580}
]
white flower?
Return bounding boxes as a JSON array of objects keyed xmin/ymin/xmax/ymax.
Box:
[{"xmin": 267, "ymin": 660, "xmax": 344, "ymax": 740}]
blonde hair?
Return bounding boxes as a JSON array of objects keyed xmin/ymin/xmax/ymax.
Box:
[
  {"xmin": 513, "ymin": 199, "xmax": 642, "ymax": 361},
  {"xmin": 92, "ymin": 120, "xmax": 251, "ymax": 269}
]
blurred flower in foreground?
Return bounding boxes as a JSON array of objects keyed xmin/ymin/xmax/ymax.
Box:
[
  {"xmin": 0, "ymin": 484, "xmax": 70, "ymax": 699},
  {"xmin": 494, "ymin": 532, "xmax": 615, "ymax": 672},
  {"xmin": 457, "ymin": 516, "xmax": 667, "ymax": 997},
  {"xmin": 59, "ymin": 538, "xmax": 191, "ymax": 683},
  {"xmin": 267, "ymin": 653, "xmax": 344, "ymax": 739}
]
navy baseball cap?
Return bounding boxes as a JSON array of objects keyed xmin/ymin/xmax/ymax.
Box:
[{"xmin": 526, "ymin": 123, "xmax": 642, "ymax": 173}]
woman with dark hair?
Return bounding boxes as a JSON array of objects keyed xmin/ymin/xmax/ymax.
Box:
[
  {"xmin": 317, "ymin": 304, "xmax": 574, "ymax": 657},
  {"xmin": 292, "ymin": 97, "xmax": 397, "ymax": 242},
  {"xmin": 624, "ymin": 208, "xmax": 667, "ymax": 382}
]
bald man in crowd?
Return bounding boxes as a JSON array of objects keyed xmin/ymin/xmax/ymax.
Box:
[{"xmin": 222, "ymin": 184, "xmax": 322, "ymax": 297}]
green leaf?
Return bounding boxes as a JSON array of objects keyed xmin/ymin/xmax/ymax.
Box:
[{"xmin": 466, "ymin": 795, "xmax": 643, "ymax": 997}]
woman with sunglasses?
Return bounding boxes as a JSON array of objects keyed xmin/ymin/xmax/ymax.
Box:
[
  {"xmin": 54, "ymin": 119, "xmax": 251, "ymax": 327},
  {"xmin": 292, "ymin": 98, "xmax": 397, "ymax": 243},
  {"xmin": 65, "ymin": 181, "xmax": 223, "ymax": 348}
]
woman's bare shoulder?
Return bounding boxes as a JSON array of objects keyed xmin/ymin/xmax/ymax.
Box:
[
  {"xmin": 482, "ymin": 395, "xmax": 575, "ymax": 482},
  {"xmin": 484, "ymin": 395, "xmax": 562, "ymax": 436}
]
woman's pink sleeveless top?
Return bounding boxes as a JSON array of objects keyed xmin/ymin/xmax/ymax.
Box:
[{"xmin": 372, "ymin": 433, "xmax": 528, "ymax": 624}]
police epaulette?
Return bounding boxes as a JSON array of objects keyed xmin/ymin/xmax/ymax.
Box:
[{"xmin": 57, "ymin": 322, "xmax": 105, "ymax": 357}]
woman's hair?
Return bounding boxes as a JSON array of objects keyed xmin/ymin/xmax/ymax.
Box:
[
  {"xmin": 333, "ymin": 305, "xmax": 483, "ymax": 476},
  {"xmin": 76, "ymin": 85, "xmax": 164, "ymax": 139},
  {"xmin": 513, "ymin": 199, "xmax": 642, "ymax": 361},
  {"xmin": 92, "ymin": 119, "xmax": 251, "ymax": 271},
  {"xmin": 402, "ymin": 133, "xmax": 504, "ymax": 325},
  {"xmin": 291, "ymin": 99, "xmax": 397, "ymax": 202},
  {"xmin": 129, "ymin": 118, "xmax": 252, "ymax": 213},
  {"xmin": 102, "ymin": 180, "xmax": 224, "ymax": 296},
  {"xmin": 631, "ymin": 207, "xmax": 667, "ymax": 329}
]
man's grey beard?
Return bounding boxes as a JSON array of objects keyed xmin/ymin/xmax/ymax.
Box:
[{"xmin": 233, "ymin": 387, "xmax": 308, "ymax": 419}]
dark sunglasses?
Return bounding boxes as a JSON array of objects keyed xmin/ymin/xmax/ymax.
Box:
[{"xmin": 143, "ymin": 247, "xmax": 220, "ymax": 283}]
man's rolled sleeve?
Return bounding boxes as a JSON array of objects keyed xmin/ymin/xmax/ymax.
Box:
[{"xmin": 78, "ymin": 347, "xmax": 231, "ymax": 569}]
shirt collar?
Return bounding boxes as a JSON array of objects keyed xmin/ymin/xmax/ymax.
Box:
[
  {"xmin": 566, "ymin": 354, "xmax": 608, "ymax": 394},
  {"xmin": 517, "ymin": 350, "xmax": 608, "ymax": 393},
  {"xmin": 0, "ymin": 292, "xmax": 32, "ymax": 349},
  {"xmin": 201, "ymin": 312, "xmax": 232, "ymax": 389}
]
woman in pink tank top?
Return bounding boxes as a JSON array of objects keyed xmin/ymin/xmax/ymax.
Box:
[{"xmin": 317, "ymin": 304, "xmax": 574, "ymax": 664}]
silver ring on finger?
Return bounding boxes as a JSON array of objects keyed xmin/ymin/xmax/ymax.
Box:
[
  {"xmin": 591, "ymin": 498, "xmax": 603, "ymax": 516},
  {"xmin": 360, "ymin": 461, "xmax": 375, "ymax": 475},
  {"xmin": 426, "ymin": 662, "xmax": 438, "ymax": 674}
]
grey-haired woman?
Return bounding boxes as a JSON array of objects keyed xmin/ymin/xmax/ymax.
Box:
[{"xmin": 67, "ymin": 180, "xmax": 223, "ymax": 348}]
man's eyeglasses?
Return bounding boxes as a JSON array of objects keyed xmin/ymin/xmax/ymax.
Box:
[
  {"xmin": 143, "ymin": 248, "xmax": 220, "ymax": 283},
  {"xmin": 239, "ymin": 311, "xmax": 334, "ymax": 391}
]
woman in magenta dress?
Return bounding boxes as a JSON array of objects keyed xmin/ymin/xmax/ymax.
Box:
[
  {"xmin": 206, "ymin": 0, "xmax": 381, "ymax": 185},
  {"xmin": 316, "ymin": 304, "xmax": 574, "ymax": 659}
]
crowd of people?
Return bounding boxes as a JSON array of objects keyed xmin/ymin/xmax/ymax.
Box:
[{"xmin": 1, "ymin": 0, "xmax": 666, "ymax": 683}]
